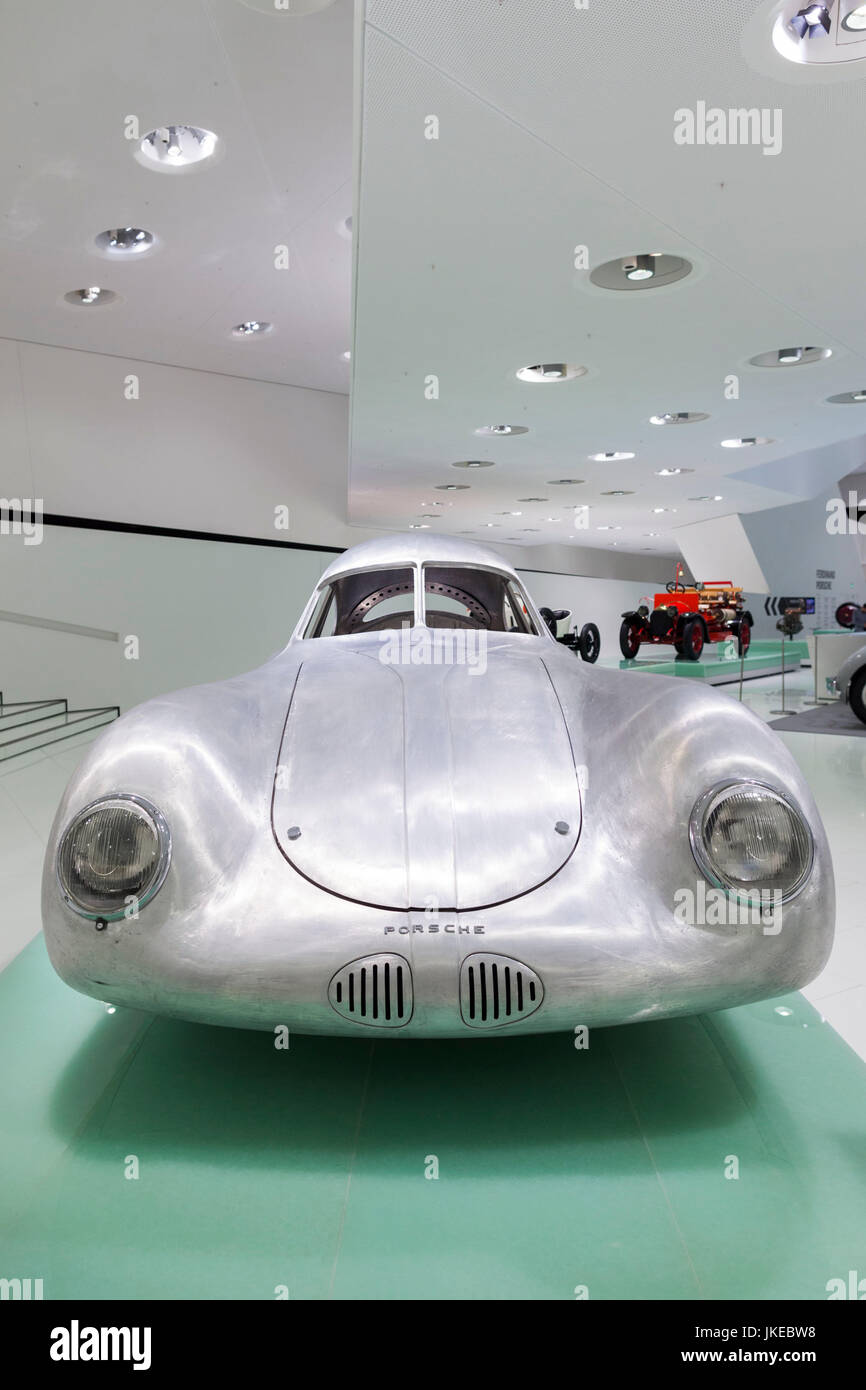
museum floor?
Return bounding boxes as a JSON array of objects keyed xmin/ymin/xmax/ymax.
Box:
[{"xmin": 1, "ymin": 665, "xmax": 864, "ymax": 1299}]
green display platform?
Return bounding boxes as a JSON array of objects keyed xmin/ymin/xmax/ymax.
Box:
[
  {"xmin": 1, "ymin": 937, "xmax": 864, "ymax": 1301},
  {"xmin": 620, "ymin": 640, "xmax": 809, "ymax": 682}
]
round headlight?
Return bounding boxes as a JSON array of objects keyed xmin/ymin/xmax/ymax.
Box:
[
  {"xmin": 57, "ymin": 794, "xmax": 171, "ymax": 920},
  {"xmin": 689, "ymin": 781, "xmax": 813, "ymax": 903}
]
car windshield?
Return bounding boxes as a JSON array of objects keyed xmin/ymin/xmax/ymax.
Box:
[
  {"xmin": 302, "ymin": 564, "xmax": 538, "ymax": 636},
  {"xmin": 422, "ymin": 566, "xmax": 537, "ymax": 633}
]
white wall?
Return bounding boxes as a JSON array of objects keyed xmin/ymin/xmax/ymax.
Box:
[
  {"xmin": 741, "ymin": 488, "xmax": 865, "ymax": 640},
  {"xmin": 519, "ymin": 568, "xmax": 662, "ymax": 663},
  {"xmin": 0, "ymin": 524, "xmax": 331, "ymax": 712}
]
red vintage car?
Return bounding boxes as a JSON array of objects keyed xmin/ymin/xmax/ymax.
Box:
[{"xmin": 620, "ymin": 578, "xmax": 754, "ymax": 662}]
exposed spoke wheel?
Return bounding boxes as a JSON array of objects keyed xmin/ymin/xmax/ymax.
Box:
[{"xmin": 578, "ymin": 622, "xmax": 601, "ymax": 663}]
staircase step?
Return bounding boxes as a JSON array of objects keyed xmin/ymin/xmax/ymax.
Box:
[
  {"xmin": 0, "ymin": 699, "xmax": 68, "ymax": 732},
  {"xmin": 0, "ymin": 707, "xmax": 119, "ymax": 762}
]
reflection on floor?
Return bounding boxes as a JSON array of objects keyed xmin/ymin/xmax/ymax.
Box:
[{"xmin": 0, "ymin": 668, "xmax": 863, "ymax": 1059}]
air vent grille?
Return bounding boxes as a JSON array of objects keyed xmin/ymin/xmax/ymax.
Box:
[
  {"xmin": 328, "ymin": 954, "xmax": 413, "ymax": 1028},
  {"xmin": 459, "ymin": 954, "xmax": 544, "ymax": 1029}
]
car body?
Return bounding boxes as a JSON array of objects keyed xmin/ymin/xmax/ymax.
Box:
[
  {"xmin": 830, "ymin": 642, "xmax": 866, "ymax": 725},
  {"xmin": 42, "ymin": 535, "xmax": 833, "ymax": 1037},
  {"xmin": 620, "ymin": 581, "xmax": 754, "ymax": 662}
]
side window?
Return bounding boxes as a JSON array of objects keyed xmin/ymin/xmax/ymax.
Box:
[
  {"xmin": 304, "ymin": 586, "xmax": 336, "ymax": 638},
  {"xmin": 506, "ymin": 581, "xmax": 537, "ymax": 635}
]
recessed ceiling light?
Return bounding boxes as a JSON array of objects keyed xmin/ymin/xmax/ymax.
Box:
[
  {"xmin": 623, "ymin": 254, "xmax": 654, "ymax": 281},
  {"xmin": 342, "ymin": 350, "xmax": 351, "ymax": 361},
  {"xmin": 517, "ymin": 497, "xmax": 549, "ymax": 503},
  {"xmin": 827, "ymin": 389, "xmax": 866, "ymax": 404},
  {"xmin": 421, "ymin": 501, "xmax": 445, "ymax": 506},
  {"xmin": 690, "ymin": 495, "xmax": 725, "ymax": 502},
  {"xmin": 452, "ymin": 459, "xmax": 494, "ymax": 469},
  {"xmin": 337, "ymin": 214, "xmax": 353, "ymax": 240},
  {"xmin": 749, "ymin": 346, "xmax": 832, "ymax": 367},
  {"xmin": 601, "ymin": 490, "xmax": 634, "ymax": 496},
  {"xmin": 482, "ymin": 523, "xmax": 500, "ymax": 528},
  {"xmin": 655, "ymin": 468, "xmax": 683, "ymax": 476},
  {"xmin": 842, "ymin": 3, "xmax": 866, "ymax": 29},
  {"xmin": 720, "ymin": 436, "xmax": 773, "ymax": 448},
  {"xmin": 94, "ymin": 227, "xmax": 155, "ymax": 255},
  {"xmin": 496, "ymin": 510, "xmax": 523, "ymax": 516},
  {"xmin": 644, "ymin": 532, "xmax": 661, "ymax": 537},
  {"xmin": 474, "ymin": 424, "xmax": 529, "ymax": 437},
  {"xmin": 64, "ymin": 287, "xmax": 118, "ymax": 306},
  {"xmin": 546, "ymin": 478, "xmax": 585, "ymax": 486},
  {"xmin": 516, "ymin": 363, "xmax": 587, "ymax": 383},
  {"xmin": 520, "ymin": 528, "xmax": 541, "ymax": 532},
  {"xmin": 590, "ymin": 253, "xmax": 692, "ymax": 292},
  {"xmin": 232, "ymin": 321, "xmax": 273, "ymax": 338},
  {"xmin": 409, "ymin": 523, "xmax": 429, "ymax": 530},
  {"xmin": 649, "ymin": 411, "xmax": 709, "ymax": 425},
  {"xmin": 652, "ymin": 507, "xmax": 676, "ymax": 513},
  {"xmin": 136, "ymin": 125, "xmax": 218, "ymax": 171},
  {"xmin": 435, "ymin": 483, "xmax": 470, "ymax": 491},
  {"xmin": 589, "ymin": 451, "xmax": 635, "ymax": 462},
  {"xmin": 596, "ymin": 525, "xmax": 622, "ymax": 531}
]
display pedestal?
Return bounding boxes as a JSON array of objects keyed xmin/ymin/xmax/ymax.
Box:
[{"xmin": 2, "ymin": 937, "xmax": 865, "ymax": 1300}]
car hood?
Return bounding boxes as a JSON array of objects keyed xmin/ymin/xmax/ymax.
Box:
[{"xmin": 271, "ymin": 641, "xmax": 582, "ymax": 911}]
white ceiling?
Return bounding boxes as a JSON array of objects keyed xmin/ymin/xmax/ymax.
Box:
[
  {"xmin": 0, "ymin": 0, "xmax": 353, "ymax": 393},
  {"xmin": 349, "ymin": 0, "xmax": 866, "ymax": 556}
]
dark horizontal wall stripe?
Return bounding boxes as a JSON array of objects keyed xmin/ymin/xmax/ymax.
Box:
[{"xmin": 41, "ymin": 513, "xmax": 345, "ymax": 556}]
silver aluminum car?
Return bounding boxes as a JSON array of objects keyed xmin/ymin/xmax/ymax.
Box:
[
  {"xmin": 830, "ymin": 641, "xmax": 866, "ymax": 725},
  {"xmin": 42, "ymin": 535, "xmax": 834, "ymax": 1036}
]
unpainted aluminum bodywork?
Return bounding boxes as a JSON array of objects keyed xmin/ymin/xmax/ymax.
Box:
[
  {"xmin": 42, "ymin": 535, "xmax": 835, "ymax": 1037},
  {"xmin": 833, "ymin": 641, "xmax": 866, "ymax": 704}
]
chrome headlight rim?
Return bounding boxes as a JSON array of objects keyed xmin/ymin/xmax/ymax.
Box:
[
  {"xmin": 688, "ymin": 778, "xmax": 814, "ymax": 906},
  {"xmin": 56, "ymin": 792, "xmax": 172, "ymax": 921}
]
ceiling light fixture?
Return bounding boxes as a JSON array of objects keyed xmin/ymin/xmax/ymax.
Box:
[
  {"xmin": 409, "ymin": 523, "xmax": 429, "ymax": 530},
  {"xmin": 596, "ymin": 525, "xmax": 622, "ymax": 531},
  {"xmin": 655, "ymin": 468, "xmax": 682, "ymax": 476},
  {"xmin": 452, "ymin": 459, "xmax": 494, "ymax": 469},
  {"xmin": 546, "ymin": 478, "xmax": 585, "ymax": 486},
  {"xmin": 232, "ymin": 321, "xmax": 272, "ymax": 337},
  {"xmin": 623, "ymin": 254, "xmax": 654, "ymax": 281},
  {"xmin": 517, "ymin": 497, "xmax": 548, "ymax": 503},
  {"xmin": 136, "ymin": 125, "xmax": 218, "ymax": 171},
  {"xmin": 826, "ymin": 389, "xmax": 866, "ymax": 404},
  {"xmin": 652, "ymin": 507, "xmax": 676, "ymax": 513},
  {"xmin": 64, "ymin": 287, "xmax": 117, "ymax": 306},
  {"xmin": 690, "ymin": 495, "xmax": 725, "ymax": 502},
  {"xmin": 720, "ymin": 436, "xmax": 773, "ymax": 448},
  {"xmin": 590, "ymin": 253, "xmax": 692, "ymax": 292},
  {"xmin": 749, "ymin": 346, "xmax": 832, "ymax": 367},
  {"xmin": 649, "ymin": 411, "xmax": 709, "ymax": 425},
  {"xmin": 342, "ymin": 350, "xmax": 351, "ymax": 361},
  {"xmin": 516, "ymin": 363, "xmax": 587, "ymax": 383},
  {"xmin": 435, "ymin": 483, "xmax": 470, "ymax": 491},
  {"xmin": 601, "ymin": 490, "xmax": 634, "ymax": 496},
  {"xmin": 789, "ymin": 3, "xmax": 833, "ymax": 38},
  {"xmin": 95, "ymin": 227, "xmax": 154, "ymax": 255},
  {"xmin": 589, "ymin": 451, "xmax": 635, "ymax": 462},
  {"xmin": 842, "ymin": 2, "xmax": 866, "ymax": 27},
  {"xmin": 474, "ymin": 424, "xmax": 529, "ymax": 437},
  {"xmin": 496, "ymin": 510, "xmax": 523, "ymax": 516}
]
